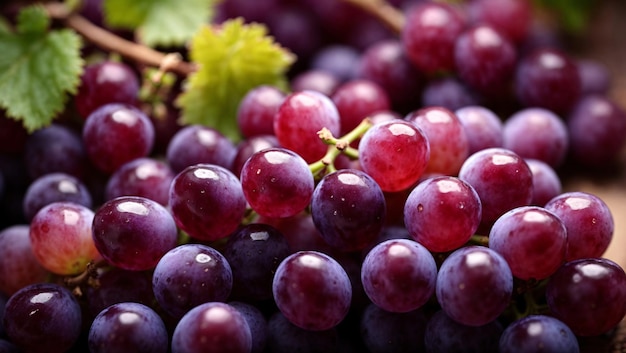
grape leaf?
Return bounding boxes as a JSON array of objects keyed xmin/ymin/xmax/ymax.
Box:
[
  {"xmin": 0, "ymin": 6, "xmax": 83, "ymax": 132},
  {"xmin": 103, "ymin": 0, "xmax": 217, "ymax": 47},
  {"xmin": 176, "ymin": 18, "xmax": 295, "ymax": 141}
]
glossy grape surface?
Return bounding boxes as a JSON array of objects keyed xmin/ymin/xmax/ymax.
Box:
[
  {"xmin": 23, "ymin": 172, "xmax": 92, "ymax": 222},
  {"xmin": 104, "ymin": 157, "xmax": 174, "ymax": 206},
  {"xmin": 166, "ymin": 125, "xmax": 237, "ymax": 173},
  {"xmin": 0, "ymin": 225, "xmax": 48, "ymax": 296},
  {"xmin": 498, "ymin": 315, "xmax": 579, "ymax": 353}
]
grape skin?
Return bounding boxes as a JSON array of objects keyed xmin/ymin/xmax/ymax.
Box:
[
  {"xmin": 22, "ymin": 172, "xmax": 92, "ymax": 222},
  {"xmin": 0, "ymin": 225, "xmax": 49, "ymax": 296},
  {"xmin": 498, "ymin": 315, "xmax": 580, "ymax": 353}
]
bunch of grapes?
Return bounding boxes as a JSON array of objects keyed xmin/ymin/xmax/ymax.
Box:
[{"xmin": 1, "ymin": 0, "xmax": 626, "ymax": 352}]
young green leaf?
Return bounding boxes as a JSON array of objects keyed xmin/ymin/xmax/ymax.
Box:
[
  {"xmin": 176, "ymin": 18, "xmax": 295, "ymax": 141},
  {"xmin": 0, "ymin": 7, "xmax": 83, "ymax": 132},
  {"xmin": 103, "ymin": 0, "xmax": 217, "ymax": 47}
]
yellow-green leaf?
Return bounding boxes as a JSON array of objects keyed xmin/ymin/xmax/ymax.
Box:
[
  {"xmin": 176, "ymin": 18, "xmax": 296, "ymax": 141},
  {"xmin": 16, "ymin": 5, "xmax": 49, "ymax": 34}
]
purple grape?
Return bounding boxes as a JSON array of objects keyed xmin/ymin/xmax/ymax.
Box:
[
  {"xmin": 74, "ymin": 60, "xmax": 140, "ymax": 118},
  {"xmin": 466, "ymin": 0, "xmax": 532, "ymax": 44},
  {"xmin": 290, "ymin": 69, "xmax": 341, "ymax": 97},
  {"xmin": 489, "ymin": 206, "xmax": 567, "ymax": 280},
  {"xmin": 0, "ymin": 293, "xmax": 6, "ymax": 336},
  {"xmin": 358, "ymin": 120, "xmax": 430, "ymax": 192},
  {"xmin": 240, "ymin": 147, "xmax": 314, "ymax": 219},
  {"xmin": 258, "ymin": 212, "xmax": 335, "ymax": 254},
  {"xmin": 404, "ymin": 176, "xmax": 482, "ymax": 253},
  {"xmin": 544, "ymin": 191, "xmax": 614, "ymax": 261},
  {"xmin": 359, "ymin": 303, "xmax": 428, "ymax": 353},
  {"xmin": 424, "ymin": 309, "xmax": 503, "ymax": 353},
  {"xmin": 331, "ymin": 79, "xmax": 391, "ymax": 135},
  {"xmin": 88, "ymin": 302, "xmax": 168, "ymax": 353},
  {"xmin": 229, "ymin": 301, "xmax": 268, "ymax": 353},
  {"xmin": 436, "ymin": 246, "xmax": 513, "ymax": 326},
  {"xmin": 311, "ymin": 169, "xmax": 386, "ymax": 251},
  {"xmin": 165, "ymin": 124, "xmax": 237, "ymax": 174},
  {"xmin": 104, "ymin": 157, "xmax": 175, "ymax": 206},
  {"xmin": 266, "ymin": 6, "xmax": 323, "ymax": 60},
  {"xmin": 221, "ymin": 223, "xmax": 290, "ymax": 302},
  {"xmin": 23, "ymin": 172, "xmax": 92, "ymax": 221},
  {"xmin": 567, "ymin": 94, "xmax": 626, "ymax": 167},
  {"xmin": 236, "ymin": 85, "xmax": 285, "ymax": 138},
  {"xmin": 3, "ymin": 283, "xmax": 82, "ymax": 353},
  {"xmin": 515, "ymin": 47, "xmax": 581, "ymax": 114},
  {"xmin": 85, "ymin": 267, "xmax": 154, "ymax": 318},
  {"xmin": 577, "ymin": 58, "xmax": 611, "ymax": 96},
  {"xmin": 83, "ymin": 103, "xmax": 155, "ymax": 174},
  {"xmin": 171, "ymin": 302, "xmax": 252, "ymax": 353},
  {"xmin": 0, "ymin": 225, "xmax": 49, "ymax": 296},
  {"xmin": 231, "ymin": 134, "xmax": 280, "ymax": 176},
  {"xmin": 0, "ymin": 113, "xmax": 28, "ymax": 155},
  {"xmin": 458, "ymin": 147, "xmax": 533, "ymax": 227},
  {"xmin": 526, "ymin": 158, "xmax": 562, "ymax": 206},
  {"xmin": 169, "ymin": 164, "xmax": 246, "ymax": 241},
  {"xmin": 92, "ymin": 196, "xmax": 178, "ymax": 271},
  {"xmin": 499, "ymin": 315, "xmax": 579, "ymax": 353},
  {"xmin": 401, "ymin": 2, "xmax": 466, "ymax": 74},
  {"xmin": 152, "ymin": 244, "xmax": 232, "ymax": 319},
  {"xmin": 273, "ymin": 90, "xmax": 341, "ymax": 163},
  {"xmin": 455, "ymin": 105, "xmax": 503, "ymax": 154},
  {"xmin": 272, "ymin": 251, "xmax": 352, "ymax": 331},
  {"xmin": 361, "ymin": 239, "xmax": 436, "ymax": 313},
  {"xmin": 266, "ymin": 312, "xmax": 340, "ymax": 353},
  {"xmin": 454, "ymin": 24, "xmax": 517, "ymax": 97},
  {"xmin": 421, "ymin": 76, "xmax": 481, "ymax": 111},
  {"xmin": 546, "ymin": 258, "xmax": 626, "ymax": 336},
  {"xmin": 0, "ymin": 339, "xmax": 18, "ymax": 353},
  {"xmin": 503, "ymin": 107, "xmax": 569, "ymax": 168},
  {"xmin": 310, "ymin": 44, "xmax": 360, "ymax": 82}
]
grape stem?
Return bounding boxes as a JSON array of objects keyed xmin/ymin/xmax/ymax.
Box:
[
  {"xmin": 44, "ymin": 2, "xmax": 196, "ymax": 76},
  {"xmin": 341, "ymin": 0, "xmax": 405, "ymax": 34},
  {"xmin": 63, "ymin": 259, "xmax": 108, "ymax": 296}
]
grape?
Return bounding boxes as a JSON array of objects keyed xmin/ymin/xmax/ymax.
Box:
[
  {"xmin": 3, "ymin": 283, "xmax": 82, "ymax": 353},
  {"xmin": 88, "ymin": 302, "xmax": 169, "ymax": 353},
  {"xmin": 458, "ymin": 147, "xmax": 533, "ymax": 227},
  {"xmin": 85, "ymin": 267, "xmax": 155, "ymax": 318},
  {"xmin": 273, "ymin": 90, "xmax": 341, "ymax": 163},
  {"xmin": 229, "ymin": 301, "xmax": 268, "ymax": 353},
  {"xmin": 290, "ymin": 69, "xmax": 341, "ymax": 97},
  {"xmin": 0, "ymin": 339, "xmax": 18, "ymax": 353},
  {"xmin": 217, "ymin": 0, "xmax": 279, "ymax": 23},
  {"xmin": 546, "ymin": 258, "xmax": 626, "ymax": 336},
  {"xmin": 455, "ymin": 105, "xmax": 503, "ymax": 155},
  {"xmin": 92, "ymin": 196, "xmax": 178, "ymax": 271},
  {"xmin": 240, "ymin": 147, "xmax": 314, "ymax": 219},
  {"xmin": 171, "ymin": 302, "xmax": 252, "ymax": 353},
  {"xmin": 104, "ymin": 157, "xmax": 175, "ymax": 206},
  {"xmin": 401, "ymin": 1, "xmax": 466, "ymax": 74},
  {"xmin": 23, "ymin": 124, "xmax": 88, "ymax": 180},
  {"xmin": 23, "ymin": 172, "xmax": 92, "ymax": 222},
  {"xmin": 29, "ymin": 201, "xmax": 100, "ymax": 275},
  {"xmin": 498, "ymin": 315, "xmax": 579, "ymax": 353},
  {"xmin": 0, "ymin": 293, "xmax": 6, "ymax": 336},
  {"xmin": 266, "ymin": 6, "xmax": 322, "ymax": 60},
  {"xmin": 237, "ymin": 85, "xmax": 285, "ymax": 138},
  {"xmin": 544, "ymin": 191, "xmax": 614, "ymax": 261},
  {"xmin": 489, "ymin": 206, "xmax": 567, "ymax": 280},
  {"xmin": 526, "ymin": 158, "xmax": 562, "ymax": 206},
  {"xmin": 577, "ymin": 58, "xmax": 610, "ymax": 96},
  {"xmin": 454, "ymin": 24, "xmax": 517, "ymax": 97},
  {"xmin": 421, "ymin": 76, "xmax": 481, "ymax": 112},
  {"xmin": 331, "ymin": 79, "xmax": 391, "ymax": 135},
  {"xmin": 83, "ymin": 103, "xmax": 155, "ymax": 174},
  {"xmin": 152, "ymin": 244, "xmax": 233, "ymax": 319},
  {"xmin": 311, "ymin": 169, "xmax": 386, "ymax": 251},
  {"xmin": 361, "ymin": 239, "xmax": 437, "ymax": 312},
  {"xmin": 0, "ymin": 225, "xmax": 49, "ymax": 296},
  {"xmin": 358, "ymin": 120, "xmax": 430, "ymax": 192},
  {"xmin": 424, "ymin": 310, "xmax": 503, "ymax": 353},
  {"xmin": 272, "ymin": 251, "xmax": 352, "ymax": 331},
  {"xmin": 310, "ymin": 44, "xmax": 360, "ymax": 82},
  {"xmin": 515, "ymin": 47, "xmax": 581, "ymax": 114},
  {"xmin": 359, "ymin": 303, "xmax": 428, "ymax": 353},
  {"xmin": 436, "ymin": 246, "xmax": 513, "ymax": 326},
  {"xmin": 266, "ymin": 312, "xmax": 340, "ymax": 353},
  {"xmin": 74, "ymin": 60, "xmax": 140, "ymax": 118},
  {"xmin": 221, "ymin": 223, "xmax": 290, "ymax": 302},
  {"xmin": 404, "ymin": 176, "xmax": 482, "ymax": 253},
  {"xmin": 231, "ymin": 134, "xmax": 280, "ymax": 176},
  {"xmin": 167, "ymin": 124, "xmax": 238, "ymax": 173},
  {"xmin": 405, "ymin": 106, "xmax": 469, "ymax": 176},
  {"xmin": 466, "ymin": 0, "xmax": 532, "ymax": 44},
  {"xmin": 502, "ymin": 108, "xmax": 569, "ymax": 168},
  {"xmin": 567, "ymin": 94, "xmax": 626, "ymax": 167},
  {"xmin": 169, "ymin": 164, "xmax": 246, "ymax": 241},
  {"xmin": 0, "ymin": 113, "xmax": 28, "ymax": 155},
  {"xmin": 258, "ymin": 212, "xmax": 335, "ymax": 253}
]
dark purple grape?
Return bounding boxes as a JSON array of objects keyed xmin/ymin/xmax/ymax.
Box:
[
  {"xmin": 499, "ymin": 315, "xmax": 579, "ymax": 353},
  {"xmin": 3, "ymin": 283, "xmax": 82, "ymax": 353},
  {"xmin": 0, "ymin": 225, "xmax": 49, "ymax": 296},
  {"xmin": 311, "ymin": 169, "xmax": 386, "ymax": 251},
  {"xmin": 272, "ymin": 251, "xmax": 352, "ymax": 331},
  {"xmin": 221, "ymin": 223, "xmax": 290, "ymax": 302},
  {"xmin": 23, "ymin": 172, "xmax": 92, "ymax": 221},
  {"xmin": 231, "ymin": 134, "xmax": 280, "ymax": 176},
  {"xmin": 310, "ymin": 44, "xmax": 360, "ymax": 82},
  {"xmin": 424, "ymin": 310, "xmax": 503, "ymax": 353},
  {"xmin": 171, "ymin": 302, "xmax": 252, "ymax": 353},
  {"xmin": 546, "ymin": 258, "xmax": 626, "ymax": 336},
  {"xmin": 360, "ymin": 303, "xmax": 428, "ymax": 353},
  {"xmin": 104, "ymin": 157, "xmax": 174, "ymax": 206},
  {"xmin": 436, "ymin": 246, "xmax": 513, "ymax": 326},
  {"xmin": 266, "ymin": 312, "xmax": 340, "ymax": 353},
  {"xmin": 152, "ymin": 244, "xmax": 233, "ymax": 319},
  {"xmin": 88, "ymin": 302, "xmax": 169, "ymax": 353},
  {"xmin": 75, "ymin": 60, "xmax": 140, "ymax": 119},
  {"xmin": 577, "ymin": 58, "xmax": 611, "ymax": 96},
  {"xmin": 266, "ymin": 6, "xmax": 323, "ymax": 60},
  {"xmin": 421, "ymin": 76, "xmax": 481, "ymax": 111},
  {"xmin": 466, "ymin": 0, "xmax": 532, "ymax": 44},
  {"xmin": 85, "ymin": 267, "xmax": 154, "ymax": 318},
  {"xmin": 0, "ymin": 339, "xmax": 18, "ymax": 353},
  {"xmin": 290, "ymin": 69, "xmax": 341, "ymax": 97},
  {"xmin": 83, "ymin": 103, "xmax": 155, "ymax": 174},
  {"xmin": 526, "ymin": 158, "xmax": 562, "ymax": 206},
  {"xmin": 237, "ymin": 85, "xmax": 285, "ymax": 138},
  {"xmin": 0, "ymin": 293, "xmax": 6, "ymax": 337},
  {"xmin": 229, "ymin": 301, "xmax": 268, "ymax": 353},
  {"xmin": 332, "ymin": 79, "xmax": 391, "ymax": 135},
  {"xmin": 169, "ymin": 164, "xmax": 246, "ymax": 241},
  {"xmin": 92, "ymin": 196, "xmax": 178, "ymax": 271},
  {"xmin": 166, "ymin": 124, "xmax": 237, "ymax": 173},
  {"xmin": 258, "ymin": 212, "xmax": 335, "ymax": 254},
  {"xmin": 455, "ymin": 105, "xmax": 503, "ymax": 154}
]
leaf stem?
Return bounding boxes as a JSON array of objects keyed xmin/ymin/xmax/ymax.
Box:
[
  {"xmin": 44, "ymin": 2, "xmax": 196, "ymax": 76},
  {"xmin": 341, "ymin": 0, "xmax": 405, "ymax": 34}
]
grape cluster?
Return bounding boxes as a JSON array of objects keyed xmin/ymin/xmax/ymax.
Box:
[{"xmin": 1, "ymin": 0, "xmax": 626, "ymax": 352}]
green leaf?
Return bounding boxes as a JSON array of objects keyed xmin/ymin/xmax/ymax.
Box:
[
  {"xmin": 103, "ymin": 0, "xmax": 217, "ymax": 47},
  {"xmin": 0, "ymin": 14, "xmax": 83, "ymax": 132},
  {"xmin": 176, "ymin": 18, "xmax": 296, "ymax": 142},
  {"xmin": 0, "ymin": 16, "xmax": 11, "ymax": 34},
  {"xmin": 16, "ymin": 5, "xmax": 49, "ymax": 34}
]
